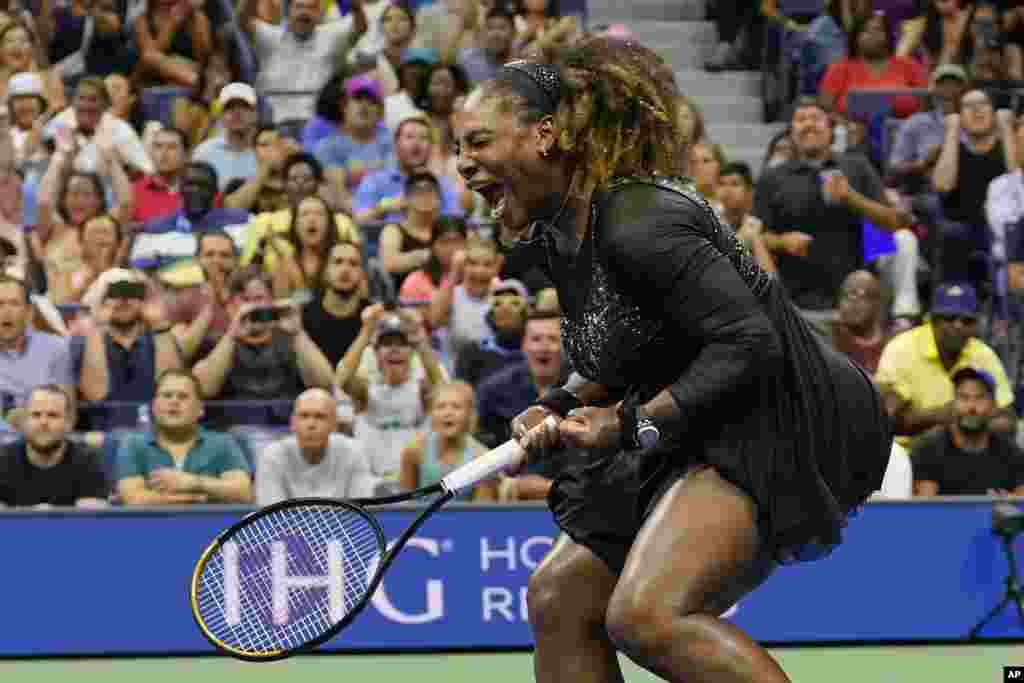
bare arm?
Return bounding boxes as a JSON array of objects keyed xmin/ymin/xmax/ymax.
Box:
[
  {"xmin": 153, "ymin": 329, "xmax": 184, "ymax": 377},
  {"xmin": 379, "ymin": 224, "xmax": 429, "ymax": 275},
  {"xmin": 117, "ymin": 476, "xmax": 209, "ymax": 505},
  {"xmin": 237, "ymin": 0, "xmax": 259, "ymax": 38},
  {"xmin": 932, "ymin": 114, "xmax": 961, "ymax": 194},
  {"xmin": 223, "ymin": 164, "xmax": 273, "ymax": 210},
  {"xmin": 189, "ymin": 8, "xmax": 214, "ymax": 66},
  {"xmin": 895, "ymin": 15, "xmax": 926, "ymax": 58},
  {"xmin": 192, "ymin": 333, "xmax": 237, "ymax": 398},
  {"xmin": 290, "ymin": 329, "xmax": 336, "ymax": 389},
  {"xmin": 336, "ymin": 305, "xmax": 384, "ymax": 409},
  {"xmin": 193, "ymin": 470, "xmax": 252, "ymax": 503},
  {"xmin": 399, "ymin": 435, "xmax": 424, "ymax": 491},
  {"xmin": 505, "ymin": 474, "xmax": 552, "ymax": 500},
  {"xmin": 843, "ymin": 187, "xmax": 913, "ymax": 233},
  {"xmin": 913, "ymin": 479, "xmax": 940, "ymax": 497},
  {"xmin": 78, "ymin": 326, "xmax": 110, "ymax": 402}
]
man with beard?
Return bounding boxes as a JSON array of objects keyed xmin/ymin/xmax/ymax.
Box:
[
  {"xmin": 131, "ymin": 162, "xmax": 250, "ymax": 270},
  {"xmin": 0, "ymin": 384, "xmax": 107, "ymax": 508},
  {"xmin": 302, "ymin": 241, "xmax": 368, "ymax": 370},
  {"xmin": 831, "ymin": 270, "xmax": 890, "ymax": 374},
  {"xmin": 166, "ymin": 230, "xmax": 238, "ymax": 361},
  {"xmin": 352, "ymin": 116, "xmax": 463, "ymax": 226},
  {"xmin": 876, "ymin": 282, "xmax": 1016, "ymax": 450},
  {"xmin": 131, "ymin": 127, "xmax": 189, "ymax": 224},
  {"xmin": 116, "ymin": 369, "xmax": 252, "ymax": 505},
  {"xmin": 192, "ymin": 83, "xmax": 260, "ymax": 192},
  {"xmin": 76, "ymin": 269, "xmax": 183, "ymax": 429},
  {"xmin": 911, "ymin": 367, "xmax": 1024, "ymax": 497}
]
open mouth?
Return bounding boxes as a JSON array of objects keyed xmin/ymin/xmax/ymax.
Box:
[{"xmin": 472, "ymin": 183, "xmax": 506, "ymax": 219}]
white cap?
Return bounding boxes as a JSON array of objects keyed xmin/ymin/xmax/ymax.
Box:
[
  {"xmin": 7, "ymin": 72, "xmax": 43, "ymax": 102},
  {"xmin": 218, "ymin": 82, "xmax": 257, "ymax": 108}
]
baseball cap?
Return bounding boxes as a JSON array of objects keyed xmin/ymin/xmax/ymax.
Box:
[
  {"xmin": 931, "ymin": 282, "xmax": 978, "ymax": 319},
  {"xmin": 492, "ymin": 279, "xmax": 529, "ymax": 300},
  {"xmin": 401, "ymin": 47, "xmax": 440, "ymax": 66},
  {"xmin": 344, "ymin": 76, "xmax": 383, "ymax": 102},
  {"xmin": 7, "ymin": 72, "xmax": 43, "ymax": 102},
  {"xmin": 219, "ymin": 82, "xmax": 257, "ymax": 108},
  {"xmin": 952, "ymin": 366, "xmax": 996, "ymax": 396},
  {"xmin": 374, "ymin": 315, "xmax": 410, "ymax": 345},
  {"xmin": 930, "ymin": 63, "xmax": 968, "ymax": 89}
]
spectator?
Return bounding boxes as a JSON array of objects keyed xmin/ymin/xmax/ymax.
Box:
[
  {"xmin": 875, "ymin": 282, "xmax": 1016, "ymax": 449},
  {"xmin": 49, "ymin": 214, "xmax": 128, "ymax": 305},
  {"xmin": 239, "ymin": 0, "xmax": 368, "ymax": 122},
  {"xmin": 263, "ymin": 195, "xmax": 339, "ymax": 298},
  {"xmin": 104, "ymin": 73, "xmax": 148, "ymax": 134},
  {"xmin": 171, "ymin": 52, "xmax": 233, "ymax": 148},
  {"xmin": 0, "ymin": 21, "xmax": 65, "ymax": 115},
  {"xmin": 220, "ymin": 126, "xmax": 292, "ymax": 214},
  {"xmin": 256, "ymin": 387, "xmax": 378, "ymax": 505},
  {"xmin": 428, "ymin": 236, "xmax": 501, "ymax": 370},
  {"xmin": 337, "ymin": 304, "xmax": 444, "ymax": 479},
  {"xmin": 6, "ymin": 72, "xmax": 48, "ymax": 171},
  {"xmin": 716, "ymin": 161, "xmax": 776, "ymax": 274},
  {"xmin": 353, "ymin": 115, "xmax": 462, "ymax": 225},
  {"xmin": 689, "ymin": 141, "xmax": 724, "ymax": 204},
  {"xmin": 704, "ymin": 0, "xmax": 764, "ymax": 72},
  {"xmin": 399, "ymin": 380, "xmax": 496, "ymax": 500},
  {"xmin": 419, "ymin": 63, "xmax": 469, "ymax": 184},
  {"xmin": 34, "ymin": 147, "xmax": 133, "ymax": 295},
  {"xmin": 0, "ymin": 275, "xmax": 83, "ymax": 416},
  {"xmin": 192, "ymin": 83, "xmax": 259, "ymax": 192},
  {"xmin": 44, "ymin": 76, "xmax": 153, "ymax": 177},
  {"xmin": 374, "ymin": 2, "xmax": 416, "ymax": 98},
  {"xmin": 912, "ymin": 366, "xmax": 1024, "ymax": 496},
  {"xmin": 455, "ymin": 278, "xmax": 528, "ymax": 386},
  {"xmin": 39, "ymin": 0, "xmax": 140, "ymax": 82},
  {"xmin": 832, "ymin": 269, "xmax": 890, "ymax": 374},
  {"xmin": 131, "ymin": 126, "xmax": 189, "ymax": 224},
  {"xmin": 1003, "ymin": 2, "xmax": 1024, "ymax": 81},
  {"xmin": 398, "ymin": 214, "xmax": 467, "ymax": 303},
  {"xmin": 675, "ymin": 94, "xmax": 706, "ymax": 149},
  {"xmin": 889, "ymin": 63, "xmax": 969, "ymax": 195},
  {"xmin": 240, "ymin": 153, "xmax": 358, "ymax": 267},
  {"xmin": 303, "ymin": 240, "xmax": 368, "ymax": 369},
  {"xmin": 931, "ymin": 88, "xmax": 1015, "ymax": 286},
  {"xmin": 164, "ymin": 230, "xmax": 238, "ymax": 363},
  {"xmin": 754, "ymin": 97, "xmax": 918, "ymax": 334},
  {"xmin": 115, "ymin": 369, "xmax": 253, "ymax": 505},
  {"xmin": 0, "ymin": 384, "xmax": 107, "ymax": 508},
  {"xmin": 989, "ymin": 111, "xmax": 1024, "ymax": 294},
  {"xmin": 192, "ymin": 266, "xmax": 335, "ymax": 427},
  {"xmin": 475, "ymin": 310, "xmax": 564, "ymax": 501},
  {"xmin": 819, "ymin": 11, "xmax": 928, "ymax": 120},
  {"xmin": 451, "ymin": 5, "xmax": 515, "ymax": 85},
  {"xmin": 130, "ymin": 162, "xmax": 250, "ymax": 270},
  {"xmin": 314, "ymin": 76, "xmax": 393, "ymax": 196},
  {"xmin": 302, "ymin": 72, "xmax": 351, "ymax": 152},
  {"xmin": 133, "ymin": 0, "xmax": 213, "ymax": 89},
  {"xmin": 380, "ymin": 170, "xmax": 440, "ymax": 290},
  {"xmin": 895, "ymin": 0, "xmax": 974, "ymax": 67},
  {"xmin": 510, "ymin": 0, "xmax": 578, "ymax": 57},
  {"xmin": 76, "ymin": 269, "xmax": 183, "ymax": 429},
  {"xmin": 761, "ymin": 128, "xmax": 796, "ymax": 172},
  {"xmin": 383, "ymin": 48, "xmax": 435, "ymax": 131}
]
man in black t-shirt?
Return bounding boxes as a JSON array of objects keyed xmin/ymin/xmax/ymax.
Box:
[
  {"xmin": 302, "ymin": 242, "xmax": 368, "ymax": 370},
  {"xmin": 0, "ymin": 385, "xmax": 107, "ymax": 508},
  {"xmin": 931, "ymin": 88, "xmax": 1014, "ymax": 285},
  {"xmin": 912, "ymin": 367, "xmax": 1024, "ymax": 496},
  {"xmin": 754, "ymin": 97, "xmax": 915, "ymax": 335}
]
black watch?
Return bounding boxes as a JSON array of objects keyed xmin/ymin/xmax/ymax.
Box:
[{"xmin": 635, "ymin": 407, "xmax": 661, "ymax": 450}]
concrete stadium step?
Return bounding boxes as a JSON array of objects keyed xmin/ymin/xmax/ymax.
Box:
[
  {"xmin": 693, "ymin": 95, "xmax": 763, "ymax": 124},
  {"xmin": 675, "ymin": 69, "xmax": 762, "ymax": 98},
  {"xmin": 588, "ymin": 0, "xmax": 705, "ymax": 22},
  {"xmin": 723, "ymin": 146, "xmax": 772, "ymax": 178},
  {"xmin": 706, "ymin": 122, "xmax": 787, "ymax": 149},
  {"xmin": 621, "ymin": 19, "xmax": 715, "ymax": 47}
]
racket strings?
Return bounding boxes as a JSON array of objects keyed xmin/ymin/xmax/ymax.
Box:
[{"xmin": 194, "ymin": 504, "xmax": 383, "ymax": 656}]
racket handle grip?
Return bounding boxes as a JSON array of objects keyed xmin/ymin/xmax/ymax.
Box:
[{"xmin": 442, "ymin": 415, "xmax": 558, "ymax": 494}]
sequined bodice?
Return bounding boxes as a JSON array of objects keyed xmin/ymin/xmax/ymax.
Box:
[{"xmin": 559, "ymin": 176, "xmax": 772, "ymax": 391}]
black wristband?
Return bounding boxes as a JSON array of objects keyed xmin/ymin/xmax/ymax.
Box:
[
  {"xmin": 617, "ymin": 395, "xmax": 641, "ymax": 451},
  {"xmin": 536, "ymin": 387, "xmax": 582, "ymax": 417}
]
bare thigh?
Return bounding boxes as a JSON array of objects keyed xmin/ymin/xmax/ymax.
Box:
[
  {"xmin": 612, "ymin": 467, "xmax": 775, "ymax": 618},
  {"xmin": 528, "ymin": 533, "xmax": 619, "ymax": 633}
]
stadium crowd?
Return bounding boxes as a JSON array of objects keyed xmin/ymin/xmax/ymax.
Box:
[{"xmin": 0, "ymin": 0, "xmax": 1022, "ymax": 511}]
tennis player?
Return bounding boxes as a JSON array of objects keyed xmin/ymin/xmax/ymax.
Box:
[{"xmin": 452, "ymin": 37, "xmax": 891, "ymax": 682}]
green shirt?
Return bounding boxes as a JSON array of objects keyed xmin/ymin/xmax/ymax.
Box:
[{"xmin": 115, "ymin": 429, "xmax": 250, "ymax": 482}]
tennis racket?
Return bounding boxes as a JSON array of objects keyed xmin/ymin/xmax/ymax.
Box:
[{"xmin": 188, "ymin": 416, "xmax": 557, "ymax": 662}]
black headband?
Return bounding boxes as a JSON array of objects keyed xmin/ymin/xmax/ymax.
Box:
[{"xmin": 494, "ymin": 60, "xmax": 562, "ymax": 115}]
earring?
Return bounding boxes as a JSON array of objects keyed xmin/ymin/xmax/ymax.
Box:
[{"xmin": 540, "ymin": 146, "xmax": 551, "ymax": 158}]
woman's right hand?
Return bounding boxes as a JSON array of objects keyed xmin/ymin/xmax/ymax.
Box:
[{"xmin": 511, "ymin": 405, "xmax": 561, "ymax": 453}]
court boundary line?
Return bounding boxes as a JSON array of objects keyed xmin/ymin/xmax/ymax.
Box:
[{"xmin": 2, "ymin": 637, "xmax": 1022, "ymax": 661}]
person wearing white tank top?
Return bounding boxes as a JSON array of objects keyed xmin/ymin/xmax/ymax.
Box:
[{"xmin": 336, "ymin": 303, "xmax": 445, "ymax": 482}]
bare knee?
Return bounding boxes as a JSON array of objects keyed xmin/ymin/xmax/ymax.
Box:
[
  {"xmin": 526, "ymin": 544, "xmax": 613, "ymax": 636},
  {"xmin": 526, "ymin": 562, "xmax": 578, "ymax": 635},
  {"xmin": 606, "ymin": 590, "xmax": 718, "ymax": 664}
]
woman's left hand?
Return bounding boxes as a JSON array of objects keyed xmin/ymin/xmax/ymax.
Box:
[{"xmin": 559, "ymin": 406, "xmax": 622, "ymax": 450}]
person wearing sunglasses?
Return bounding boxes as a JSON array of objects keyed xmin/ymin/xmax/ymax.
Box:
[{"xmin": 875, "ymin": 281, "xmax": 1016, "ymax": 451}]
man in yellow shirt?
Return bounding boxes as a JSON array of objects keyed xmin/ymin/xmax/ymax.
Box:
[{"xmin": 875, "ymin": 282, "xmax": 1016, "ymax": 449}]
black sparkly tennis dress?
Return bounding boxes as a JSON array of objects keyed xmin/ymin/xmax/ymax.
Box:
[{"xmin": 533, "ymin": 176, "xmax": 891, "ymax": 573}]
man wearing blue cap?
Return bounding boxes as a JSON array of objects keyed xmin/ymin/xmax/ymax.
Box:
[
  {"xmin": 876, "ymin": 282, "xmax": 1016, "ymax": 449},
  {"xmin": 911, "ymin": 366, "xmax": 1024, "ymax": 496}
]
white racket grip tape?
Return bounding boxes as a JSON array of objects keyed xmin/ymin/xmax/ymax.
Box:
[{"xmin": 442, "ymin": 415, "xmax": 558, "ymax": 494}]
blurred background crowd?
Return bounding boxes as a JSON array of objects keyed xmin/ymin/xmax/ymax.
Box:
[{"xmin": 0, "ymin": 0, "xmax": 1022, "ymax": 512}]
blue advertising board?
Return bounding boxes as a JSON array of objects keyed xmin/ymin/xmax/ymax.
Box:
[{"xmin": 0, "ymin": 500, "xmax": 1021, "ymax": 656}]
